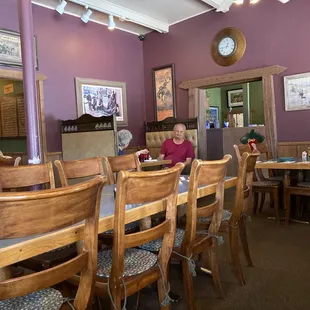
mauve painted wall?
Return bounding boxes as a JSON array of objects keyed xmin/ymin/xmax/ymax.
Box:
[
  {"xmin": 143, "ymin": 0, "xmax": 310, "ymax": 142},
  {"xmin": 0, "ymin": 0, "xmax": 145, "ymax": 151}
]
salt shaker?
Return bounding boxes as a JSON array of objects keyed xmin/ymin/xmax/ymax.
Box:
[{"xmin": 302, "ymin": 151, "xmax": 307, "ymax": 162}]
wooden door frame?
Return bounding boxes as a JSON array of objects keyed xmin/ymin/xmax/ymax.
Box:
[
  {"xmin": 179, "ymin": 65, "xmax": 286, "ymax": 159},
  {"xmin": 0, "ymin": 68, "xmax": 48, "ymax": 162}
]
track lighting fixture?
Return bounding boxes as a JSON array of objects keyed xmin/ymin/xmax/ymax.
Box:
[
  {"xmin": 234, "ymin": 0, "xmax": 289, "ymax": 4},
  {"xmin": 55, "ymin": 0, "xmax": 67, "ymax": 15},
  {"xmin": 81, "ymin": 6, "xmax": 93, "ymax": 23},
  {"xmin": 108, "ymin": 15, "xmax": 116, "ymax": 30}
]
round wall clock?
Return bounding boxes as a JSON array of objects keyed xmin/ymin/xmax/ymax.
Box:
[{"xmin": 211, "ymin": 27, "xmax": 246, "ymax": 66}]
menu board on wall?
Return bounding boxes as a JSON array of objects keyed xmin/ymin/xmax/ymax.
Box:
[
  {"xmin": 1, "ymin": 97, "xmax": 18, "ymax": 137},
  {"xmin": 17, "ymin": 96, "xmax": 26, "ymax": 136}
]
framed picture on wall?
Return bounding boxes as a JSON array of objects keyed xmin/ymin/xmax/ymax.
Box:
[
  {"xmin": 0, "ymin": 29, "xmax": 39, "ymax": 69},
  {"xmin": 152, "ymin": 63, "xmax": 176, "ymax": 121},
  {"xmin": 284, "ymin": 72, "xmax": 310, "ymax": 111},
  {"xmin": 75, "ymin": 77, "xmax": 128, "ymax": 127},
  {"xmin": 209, "ymin": 106, "xmax": 219, "ymax": 122},
  {"xmin": 227, "ymin": 88, "xmax": 243, "ymax": 108}
]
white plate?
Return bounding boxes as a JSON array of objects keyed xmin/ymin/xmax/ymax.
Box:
[{"xmin": 143, "ymin": 159, "xmax": 157, "ymax": 162}]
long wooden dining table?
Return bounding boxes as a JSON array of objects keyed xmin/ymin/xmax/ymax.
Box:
[{"xmin": 0, "ymin": 176, "xmax": 237, "ymax": 269}]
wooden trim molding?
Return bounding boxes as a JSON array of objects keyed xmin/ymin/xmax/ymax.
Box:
[
  {"xmin": 262, "ymin": 75, "xmax": 278, "ymax": 157},
  {"xmin": 179, "ymin": 65, "xmax": 286, "ymax": 89},
  {"xmin": 0, "ymin": 69, "xmax": 46, "ymax": 81},
  {"xmin": 181, "ymin": 65, "xmax": 287, "ymax": 159}
]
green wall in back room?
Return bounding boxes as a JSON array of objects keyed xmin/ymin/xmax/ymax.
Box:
[
  {"xmin": 0, "ymin": 79, "xmax": 24, "ymax": 97},
  {"xmin": 220, "ymin": 81, "xmax": 264, "ymax": 126},
  {"xmin": 249, "ymin": 81, "xmax": 264, "ymax": 125},
  {"xmin": 0, "ymin": 139, "xmax": 27, "ymax": 153}
]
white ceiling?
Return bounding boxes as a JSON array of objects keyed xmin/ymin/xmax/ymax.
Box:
[
  {"xmin": 32, "ymin": 0, "xmax": 290, "ymax": 36},
  {"xmin": 101, "ymin": 0, "xmax": 213, "ymax": 24},
  {"xmin": 32, "ymin": 0, "xmax": 234, "ymax": 35}
]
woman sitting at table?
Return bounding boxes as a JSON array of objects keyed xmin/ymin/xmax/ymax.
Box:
[{"xmin": 117, "ymin": 129, "xmax": 149, "ymax": 157}]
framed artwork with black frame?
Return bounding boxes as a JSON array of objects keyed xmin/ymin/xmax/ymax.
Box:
[
  {"xmin": 152, "ymin": 63, "xmax": 176, "ymax": 121},
  {"xmin": 0, "ymin": 29, "xmax": 39, "ymax": 70},
  {"xmin": 227, "ymin": 88, "xmax": 243, "ymax": 108}
]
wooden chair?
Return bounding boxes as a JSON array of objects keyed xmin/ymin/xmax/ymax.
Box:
[
  {"xmin": 103, "ymin": 153, "xmax": 141, "ymax": 185},
  {"xmin": 139, "ymin": 155, "xmax": 231, "ymax": 310},
  {"xmin": 55, "ymin": 157, "xmax": 104, "ymax": 187},
  {"xmin": 234, "ymin": 143, "xmax": 281, "ymax": 220},
  {"xmin": 284, "ymin": 178, "xmax": 310, "ymax": 225},
  {"xmin": 0, "ymin": 162, "xmax": 79, "ymax": 273},
  {"xmin": 0, "ymin": 176, "xmax": 106, "ymax": 309},
  {"xmin": 197, "ymin": 152, "xmax": 259, "ymax": 286},
  {"xmin": 0, "ymin": 162, "xmax": 55, "ymax": 190},
  {"xmin": 0, "ymin": 156, "xmax": 21, "ymax": 167},
  {"xmin": 55, "ymin": 156, "xmax": 139, "ymax": 239},
  {"xmin": 70, "ymin": 163, "xmax": 184, "ymax": 309}
]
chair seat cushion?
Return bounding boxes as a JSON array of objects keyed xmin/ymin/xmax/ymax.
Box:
[
  {"xmin": 103, "ymin": 221, "xmax": 139, "ymax": 234},
  {"xmin": 0, "ymin": 288, "xmax": 63, "ymax": 310},
  {"xmin": 253, "ymin": 181, "xmax": 279, "ymax": 187},
  {"xmin": 197, "ymin": 209, "xmax": 232, "ymax": 223},
  {"xmin": 139, "ymin": 228, "xmax": 185, "ymax": 252},
  {"xmin": 297, "ymin": 182, "xmax": 310, "ymax": 188},
  {"xmin": 97, "ymin": 248, "xmax": 157, "ymax": 277}
]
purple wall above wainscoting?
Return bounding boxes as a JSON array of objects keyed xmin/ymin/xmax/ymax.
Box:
[
  {"xmin": 143, "ymin": 0, "xmax": 310, "ymax": 142},
  {"xmin": 0, "ymin": 0, "xmax": 146, "ymax": 151}
]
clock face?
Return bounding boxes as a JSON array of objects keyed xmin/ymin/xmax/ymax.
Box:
[{"xmin": 217, "ymin": 36, "xmax": 236, "ymax": 57}]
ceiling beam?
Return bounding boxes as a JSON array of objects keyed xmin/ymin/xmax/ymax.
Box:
[
  {"xmin": 69, "ymin": 0, "xmax": 169, "ymax": 33},
  {"xmin": 200, "ymin": 0, "xmax": 234, "ymax": 13}
]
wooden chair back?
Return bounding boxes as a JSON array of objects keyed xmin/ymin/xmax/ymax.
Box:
[
  {"xmin": 55, "ymin": 157, "xmax": 104, "ymax": 187},
  {"xmin": 234, "ymin": 143, "xmax": 270, "ymax": 180},
  {"xmin": 183, "ymin": 155, "xmax": 231, "ymax": 249},
  {"xmin": 229, "ymin": 152, "xmax": 259, "ymax": 227},
  {"xmin": 0, "ymin": 176, "xmax": 106, "ymax": 308},
  {"xmin": 0, "ymin": 156, "xmax": 21, "ymax": 167},
  {"xmin": 234, "ymin": 142, "xmax": 271, "ymax": 161},
  {"xmin": 103, "ymin": 153, "xmax": 141, "ymax": 184},
  {"xmin": 110, "ymin": 163, "xmax": 184, "ymax": 288},
  {"xmin": 0, "ymin": 162, "xmax": 55, "ymax": 190}
]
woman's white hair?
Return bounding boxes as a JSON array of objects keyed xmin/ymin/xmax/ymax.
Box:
[{"xmin": 118, "ymin": 129, "xmax": 133, "ymax": 147}]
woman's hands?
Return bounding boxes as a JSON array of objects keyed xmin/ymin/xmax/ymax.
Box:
[{"xmin": 136, "ymin": 149, "xmax": 149, "ymax": 156}]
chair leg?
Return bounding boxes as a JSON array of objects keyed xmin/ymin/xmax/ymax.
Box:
[
  {"xmin": 157, "ymin": 265, "xmax": 171, "ymax": 310},
  {"xmin": 239, "ymin": 217, "xmax": 253, "ymax": 267},
  {"xmin": 109, "ymin": 282, "xmax": 122, "ymax": 310},
  {"xmin": 134, "ymin": 291, "xmax": 141, "ymax": 310},
  {"xmin": 273, "ymin": 189, "xmax": 280, "ymax": 222},
  {"xmin": 285, "ymin": 190, "xmax": 291, "ymax": 225},
  {"xmin": 209, "ymin": 245, "xmax": 225, "ymax": 297},
  {"xmin": 253, "ymin": 192, "xmax": 259, "ymax": 214},
  {"xmin": 229, "ymin": 227, "xmax": 245, "ymax": 286},
  {"xmin": 181, "ymin": 258, "xmax": 196, "ymax": 310},
  {"xmin": 270, "ymin": 193, "xmax": 274, "ymax": 208},
  {"xmin": 258, "ymin": 193, "xmax": 266, "ymax": 212}
]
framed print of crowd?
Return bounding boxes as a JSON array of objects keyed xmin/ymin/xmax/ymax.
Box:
[
  {"xmin": 75, "ymin": 77, "xmax": 128, "ymax": 127},
  {"xmin": 0, "ymin": 28, "xmax": 39, "ymax": 69},
  {"xmin": 152, "ymin": 64, "xmax": 176, "ymax": 121},
  {"xmin": 227, "ymin": 88, "xmax": 243, "ymax": 108}
]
